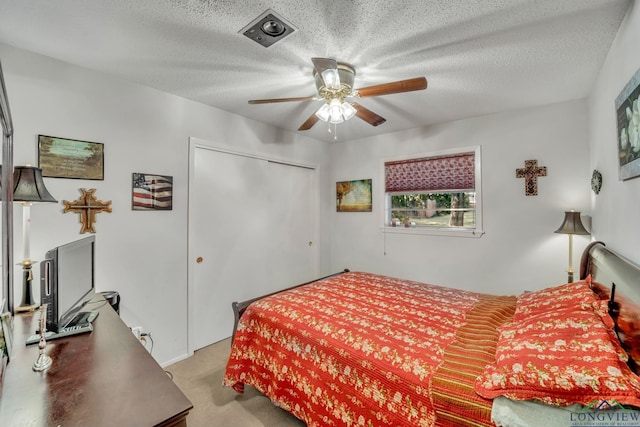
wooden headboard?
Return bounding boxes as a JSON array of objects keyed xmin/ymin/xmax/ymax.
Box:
[
  {"xmin": 580, "ymin": 241, "xmax": 640, "ymax": 370},
  {"xmin": 580, "ymin": 241, "xmax": 640, "ymax": 304}
]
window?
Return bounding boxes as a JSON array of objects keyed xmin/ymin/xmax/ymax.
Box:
[{"xmin": 382, "ymin": 146, "xmax": 483, "ymax": 237}]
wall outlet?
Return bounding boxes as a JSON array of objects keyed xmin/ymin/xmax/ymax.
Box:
[{"xmin": 131, "ymin": 326, "xmax": 143, "ymax": 341}]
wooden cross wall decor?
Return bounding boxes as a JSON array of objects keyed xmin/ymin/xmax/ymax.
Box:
[
  {"xmin": 516, "ymin": 160, "xmax": 547, "ymax": 196},
  {"xmin": 63, "ymin": 188, "xmax": 112, "ymax": 234}
]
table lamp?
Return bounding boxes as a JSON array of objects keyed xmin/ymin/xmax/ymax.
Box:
[
  {"xmin": 554, "ymin": 210, "xmax": 590, "ymax": 283},
  {"xmin": 11, "ymin": 166, "xmax": 57, "ymax": 312}
]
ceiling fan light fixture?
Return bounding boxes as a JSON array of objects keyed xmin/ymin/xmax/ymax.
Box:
[
  {"xmin": 341, "ymin": 102, "xmax": 357, "ymax": 121},
  {"xmin": 329, "ymin": 99, "xmax": 344, "ymax": 124},
  {"xmin": 321, "ymin": 69, "xmax": 340, "ymax": 91},
  {"xmin": 316, "ymin": 103, "xmax": 331, "ymax": 122},
  {"xmin": 313, "ymin": 62, "xmax": 355, "ymax": 97},
  {"xmin": 316, "ymin": 99, "xmax": 357, "ymax": 124}
]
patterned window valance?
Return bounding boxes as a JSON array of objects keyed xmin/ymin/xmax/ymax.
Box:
[{"xmin": 384, "ymin": 152, "xmax": 475, "ymax": 193}]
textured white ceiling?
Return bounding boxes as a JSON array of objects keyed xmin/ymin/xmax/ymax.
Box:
[{"xmin": 0, "ymin": 0, "xmax": 632, "ymax": 142}]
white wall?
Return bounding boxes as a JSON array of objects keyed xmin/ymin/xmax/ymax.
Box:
[
  {"xmin": 589, "ymin": 1, "xmax": 640, "ymax": 263},
  {"xmin": 0, "ymin": 42, "xmax": 332, "ymax": 365},
  {"xmin": 329, "ymin": 100, "xmax": 592, "ymax": 295}
]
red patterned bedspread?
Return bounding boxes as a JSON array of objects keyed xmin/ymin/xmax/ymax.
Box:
[{"xmin": 223, "ymin": 272, "xmax": 516, "ymax": 426}]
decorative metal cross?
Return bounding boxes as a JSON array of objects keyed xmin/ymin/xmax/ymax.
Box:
[
  {"xmin": 63, "ymin": 188, "xmax": 112, "ymax": 233},
  {"xmin": 516, "ymin": 160, "xmax": 547, "ymax": 196}
]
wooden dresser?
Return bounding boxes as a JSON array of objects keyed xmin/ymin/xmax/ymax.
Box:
[{"xmin": 0, "ymin": 294, "xmax": 192, "ymax": 426}]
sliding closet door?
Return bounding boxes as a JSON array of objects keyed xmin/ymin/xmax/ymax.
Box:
[
  {"xmin": 190, "ymin": 145, "xmax": 317, "ymax": 351},
  {"xmin": 265, "ymin": 161, "xmax": 317, "ymax": 288}
]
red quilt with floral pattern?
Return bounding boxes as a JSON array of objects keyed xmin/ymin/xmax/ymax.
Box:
[{"xmin": 223, "ymin": 272, "xmax": 515, "ymax": 426}]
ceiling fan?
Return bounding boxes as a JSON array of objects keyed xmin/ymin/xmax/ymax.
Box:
[{"xmin": 248, "ymin": 58, "xmax": 428, "ymax": 132}]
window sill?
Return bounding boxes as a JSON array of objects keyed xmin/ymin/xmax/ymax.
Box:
[{"xmin": 379, "ymin": 226, "xmax": 485, "ymax": 238}]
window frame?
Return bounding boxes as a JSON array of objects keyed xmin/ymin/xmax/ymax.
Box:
[{"xmin": 380, "ymin": 146, "xmax": 484, "ymax": 238}]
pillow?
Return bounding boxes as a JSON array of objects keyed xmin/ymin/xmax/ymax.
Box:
[
  {"xmin": 592, "ymin": 299, "xmax": 616, "ymax": 329},
  {"xmin": 584, "ymin": 274, "xmax": 610, "ymax": 300},
  {"xmin": 581, "ymin": 275, "xmax": 640, "ymax": 370},
  {"xmin": 513, "ymin": 281, "xmax": 599, "ymax": 322},
  {"xmin": 474, "ymin": 307, "xmax": 640, "ymax": 407}
]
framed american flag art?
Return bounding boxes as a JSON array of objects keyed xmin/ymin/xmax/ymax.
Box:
[{"xmin": 132, "ymin": 172, "xmax": 173, "ymax": 211}]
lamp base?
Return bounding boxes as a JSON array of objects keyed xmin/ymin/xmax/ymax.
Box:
[{"xmin": 16, "ymin": 262, "xmax": 39, "ymax": 313}]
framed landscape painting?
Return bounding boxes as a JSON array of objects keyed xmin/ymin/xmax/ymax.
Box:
[
  {"xmin": 615, "ymin": 67, "xmax": 640, "ymax": 181},
  {"xmin": 336, "ymin": 179, "xmax": 372, "ymax": 212},
  {"xmin": 38, "ymin": 135, "xmax": 104, "ymax": 180}
]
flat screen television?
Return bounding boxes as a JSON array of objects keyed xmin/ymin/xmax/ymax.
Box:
[{"xmin": 40, "ymin": 235, "xmax": 96, "ymax": 332}]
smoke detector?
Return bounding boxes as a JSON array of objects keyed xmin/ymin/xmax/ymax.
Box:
[{"xmin": 240, "ymin": 9, "xmax": 296, "ymax": 48}]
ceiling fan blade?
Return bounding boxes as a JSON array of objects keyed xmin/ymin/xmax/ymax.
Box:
[
  {"xmin": 312, "ymin": 57, "xmax": 341, "ymax": 90},
  {"xmin": 355, "ymin": 77, "xmax": 427, "ymax": 98},
  {"xmin": 352, "ymin": 102, "xmax": 386, "ymax": 127},
  {"xmin": 298, "ymin": 111, "xmax": 320, "ymax": 131},
  {"xmin": 249, "ymin": 96, "xmax": 315, "ymax": 104}
]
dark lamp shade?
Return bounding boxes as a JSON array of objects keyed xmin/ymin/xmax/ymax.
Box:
[
  {"xmin": 5, "ymin": 166, "xmax": 57, "ymax": 203},
  {"xmin": 554, "ymin": 211, "xmax": 589, "ymax": 235}
]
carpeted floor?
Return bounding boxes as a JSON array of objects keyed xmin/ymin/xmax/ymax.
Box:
[{"xmin": 165, "ymin": 338, "xmax": 306, "ymax": 427}]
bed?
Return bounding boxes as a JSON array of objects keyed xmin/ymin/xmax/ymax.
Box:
[{"xmin": 223, "ymin": 242, "xmax": 640, "ymax": 426}]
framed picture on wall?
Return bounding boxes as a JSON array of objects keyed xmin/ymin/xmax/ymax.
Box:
[
  {"xmin": 615, "ymin": 67, "xmax": 640, "ymax": 181},
  {"xmin": 336, "ymin": 179, "xmax": 372, "ymax": 212},
  {"xmin": 38, "ymin": 135, "xmax": 104, "ymax": 180},
  {"xmin": 132, "ymin": 173, "xmax": 173, "ymax": 211}
]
